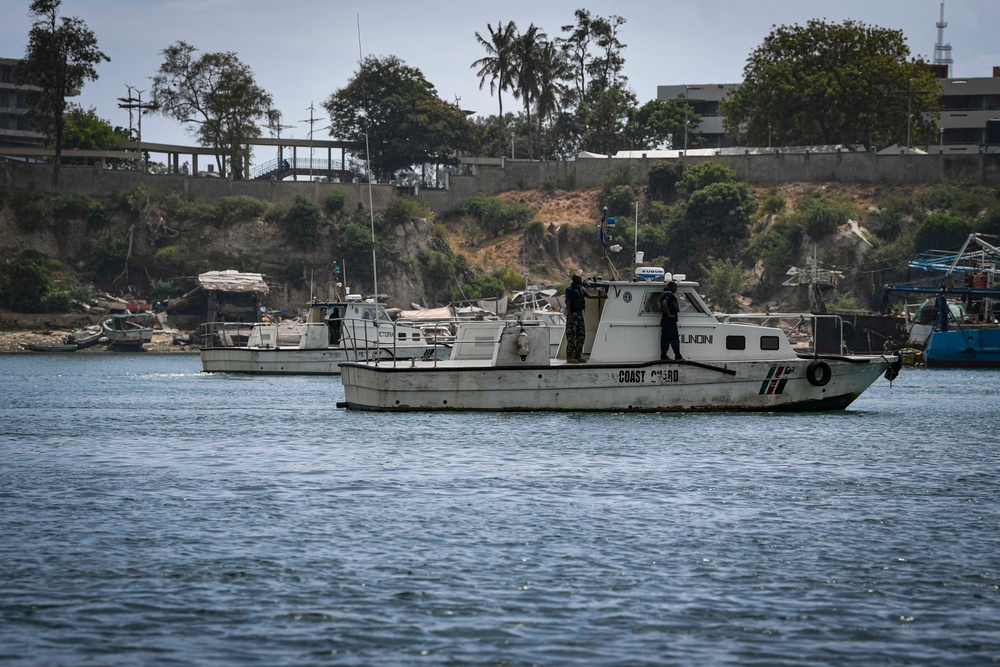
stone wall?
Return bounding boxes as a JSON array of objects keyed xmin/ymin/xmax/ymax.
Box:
[
  {"xmin": 6, "ymin": 152, "xmax": 1000, "ymax": 216},
  {"xmin": 1, "ymin": 160, "xmax": 394, "ymax": 211}
]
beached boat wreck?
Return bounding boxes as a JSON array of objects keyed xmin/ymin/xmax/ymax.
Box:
[
  {"xmin": 101, "ymin": 312, "xmax": 154, "ymax": 349},
  {"xmin": 338, "ymin": 266, "xmax": 900, "ymax": 412}
]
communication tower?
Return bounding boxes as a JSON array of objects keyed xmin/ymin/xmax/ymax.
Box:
[{"xmin": 933, "ymin": 2, "xmax": 953, "ymax": 77}]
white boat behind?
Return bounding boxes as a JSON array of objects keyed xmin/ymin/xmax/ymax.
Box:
[
  {"xmin": 200, "ymin": 300, "xmax": 436, "ymax": 375},
  {"xmin": 339, "ymin": 270, "xmax": 899, "ymax": 412}
]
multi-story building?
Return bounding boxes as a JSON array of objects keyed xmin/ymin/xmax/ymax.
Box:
[
  {"xmin": 938, "ymin": 69, "xmax": 1000, "ymax": 154},
  {"xmin": 655, "ymin": 83, "xmax": 739, "ymax": 149},
  {"xmin": 0, "ymin": 57, "xmax": 47, "ymax": 149},
  {"xmin": 657, "ymin": 69, "xmax": 1000, "ymax": 154}
]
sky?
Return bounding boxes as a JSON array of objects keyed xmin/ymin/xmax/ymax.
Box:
[{"xmin": 3, "ymin": 0, "xmax": 999, "ymax": 167}]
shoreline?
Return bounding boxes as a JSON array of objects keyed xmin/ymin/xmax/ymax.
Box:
[{"xmin": 0, "ymin": 329, "xmax": 198, "ymax": 353}]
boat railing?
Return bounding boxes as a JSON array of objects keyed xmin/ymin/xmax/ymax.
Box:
[
  {"xmin": 199, "ymin": 321, "xmax": 256, "ymax": 348},
  {"xmin": 378, "ymin": 318, "xmax": 553, "ymax": 367},
  {"xmin": 715, "ymin": 312, "xmax": 846, "ymax": 356}
]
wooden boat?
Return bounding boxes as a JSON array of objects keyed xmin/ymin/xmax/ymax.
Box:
[
  {"xmin": 20, "ymin": 342, "xmax": 79, "ymax": 352},
  {"xmin": 101, "ymin": 313, "xmax": 154, "ymax": 349},
  {"xmin": 339, "ymin": 266, "xmax": 899, "ymax": 413},
  {"xmin": 65, "ymin": 326, "xmax": 104, "ymax": 349}
]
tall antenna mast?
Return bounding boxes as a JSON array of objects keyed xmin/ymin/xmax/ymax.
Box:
[
  {"xmin": 357, "ymin": 14, "xmax": 379, "ymax": 312},
  {"xmin": 934, "ymin": 1, "xmax": 953, "ymax": 77}
]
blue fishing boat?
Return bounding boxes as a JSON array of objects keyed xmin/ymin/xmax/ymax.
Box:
[{"xmin": 885, "ymin": 233, "xmax": 1000, "ymax": 368}]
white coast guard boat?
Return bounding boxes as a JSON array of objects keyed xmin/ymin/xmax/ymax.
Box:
[
  {"xmin": 200, "ymin": 300, "xmax": 436, "ymax": 375},
  {"xmin": 338, "ymin": 267, "xmax": 900, "ymax": 412}
]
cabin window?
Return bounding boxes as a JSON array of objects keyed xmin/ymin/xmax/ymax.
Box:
[
  {"xmin": 726, "ymin": 335, "xmax": 746, "ymax": 350},
  {"xmin": 641, "ymin": 289, "xmax": 708, "ymax": 315},
  {"xmin": 642, "ymin": 291, "xmax": 663, "ymax": 314},
  {"xmin": 760, "ymin": 336, "xmax": 780, "ymax": 350},
  {"xmin": 397, "ymin": 332, "xmax": 407, "ymax": 339},
  {"xmin": 679, "ymin": 292, "xmax": 707, "ymax": 314}
]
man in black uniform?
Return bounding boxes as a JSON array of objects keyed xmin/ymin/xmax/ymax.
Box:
[{"xmin": 660, "ymin": 281, "xmax": 682, "ymax": 361}]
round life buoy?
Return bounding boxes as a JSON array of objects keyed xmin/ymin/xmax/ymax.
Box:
[
  {"xmin": 963, "ymin": 347, "xmax": 976, "ymax": 361},
  {"xmin": 806, "ymin": 360, "xmax": 832, "ymax": 387}
]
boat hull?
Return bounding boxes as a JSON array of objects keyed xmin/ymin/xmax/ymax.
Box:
[
  {"xmin": 924, "ymin": 328, "xmax": 1000, "ymax": 368},
  {"xmin": 200, "ymin": 347, "xmax": 354, "ymax": 375},
  {"xmin": 340, "ymin": 357, "xmax": 891, "ymax": 412}
]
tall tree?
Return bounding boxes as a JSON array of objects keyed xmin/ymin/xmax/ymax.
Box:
[
  {"xmin": 17, "ymin": 0, "xmax": 109, "ymax": 185},
  {"xmin": 532, "ymin": 41, "xmax": 569, "ymax": 157},
  {"xmin": 151, "ymin": 41, "xmax": 273, "ymax": 179},
  {"xmin": 472, "ymin": 21, "xmax": 519, "ymax": 158},
  {"xmin": 61, "ymin": 104, "xmax": 129, "ymax": 167},
  {"xmin": 626, "ymin": 99, "xmax": 696, "ymax": 150},
  {"xmin": 721, "ymin": 19, "xmax": 940, "ymax": 148},
  {"xmin": 324, "ymin": 55, "xmax": 474, "ymax": 182},
  {"xmin": 580, "ymin": 83, "xmax": 637, "ymax": 155},
  {"xmin": 587, "ymin": 14, "xmax": 627, "ymax": 94},
  {"xmin": 513, "ymin": 24, "xmax": 547, "ymax": 159},
  {"xmin": 557, "ymin": 9, "xmax": 595, "ymax": 106}
]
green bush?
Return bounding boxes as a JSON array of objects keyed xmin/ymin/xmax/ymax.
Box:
[
  {"xmin": 116, "ymin": 185, "xmax": 152, "ymax": 214},
  {"xmin": 213, "ymin": 196, "xmax": 269, "ymax": 227},
  {"xmin": 916, "ymin": 182, "xmax": 992, "ymax": 218},
  {"xmin": 418, "ymin": 250, "xmax": 455, "ymax": 285},
  {"xmin": 678, "ymin": 161, "xmax": 735, "ymax": 195},
  {"xmin": 457, "ymin": 194, "xmax": 535, "ymax": 239},
  {"xmin": 647, "ymin": 162, "xmax": 681, "ymax": 200},
  {"xmin": 524, "ymin": 219, "xmax": 547, "ymax": 241},
  {"xmin": 745, "ymin": 216, "xmax": 802, "ymax": 288},
  {"xmin": 759, "ymin": 189, "xmax": 786, "ymax": 216},
  {"xmin": 0, "ymin": 251, "xmax": 52, "ymax": 312},
  {"xmin": 282, "ymin": 195, "xmax": 322, "ymax": 247},
  {"xmin": 324, "ymin": 189, "xmax": 347, "ymax": 214},
  {"xmin": 148, "ymin": 278, "xmax": 182, "ymax": 303},
  {"xmin": 384, "ymin": 196, "xmax": 432, "ymax": 227},
  {"xmin": 794, "ymin": 191, "xmax": 856, "ymax": 239},
  {"xmin": 913, "ymin": 213, "xmax": 972, "ymax": 251},
  {"xmin": 86, "ymin": 228, "xmax": 129, "ymax": 280},
  {"xmin": 698, "ymin": 257, "xmax": 748, "ymax": 313},
  {"xmin": 599, "ymin": 184, "xmax": 637, "ymax": 218},
  {"xmin": 541, "ymin": 176, "xmax": 558, "ymax": 194}
]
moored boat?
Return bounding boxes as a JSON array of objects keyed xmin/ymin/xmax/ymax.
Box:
[
  {"xmin": 885, "ymin": 233, "xmax": 1000, "ymax": 368},
  {"xmin": 199, "ymin": 299, "xmax": 437, "ymax": 375},
  {"xmin": 339, "ymin": 266, "xmax": 898, "ymax": 412}
]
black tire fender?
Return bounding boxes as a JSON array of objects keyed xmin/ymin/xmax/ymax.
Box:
[
  {"xmin": 806, "ymin": 360, "xmax": 832, "ymax": 387},
  {"xmin": 963, "ymin": 347, "xmax": 976, "ymax": 361}
]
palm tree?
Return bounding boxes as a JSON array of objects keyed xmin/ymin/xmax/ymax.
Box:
[
  {"xmin": 532, "ymin": 41, "xmax": 569, "ymax": 157},
  {"xmin": 472, "ymin": 21, "xmax": 518, "ymax": 158},
  {"xmin": 513, "ymin": 24, "xmax": 546, "ymax": 159}
]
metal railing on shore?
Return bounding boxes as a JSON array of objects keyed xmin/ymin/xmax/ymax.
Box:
[{"xmin": 249, "ymin": 157, "xmax": 349, "ymax": 180}]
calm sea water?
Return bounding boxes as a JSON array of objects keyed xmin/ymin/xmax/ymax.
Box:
[{"xmin": 1, "ymin": 353, "xmax": 998, "ymax": 666}]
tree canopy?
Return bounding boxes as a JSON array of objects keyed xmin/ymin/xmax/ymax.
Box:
[
  {"xmin": 18, "ymin": 0, "xmax": 109, "ymax": 183},
  {"xmin": 324, "ymin": 55, "xmax": 475, "ymax": 183},
  {"xmin": 721, "ymin": 19, "xmax": 940, "ymax": 148},
  {"xmin": 470, "ymin": 11, "xmax": 654, "ymax": 159},
  {"xmin": 472, "ymin": 21, "xmax": 519, "ymax": 158},
  {"xmin": 151, "ymin": 41, "xmax": 273, "ymax": 179}
]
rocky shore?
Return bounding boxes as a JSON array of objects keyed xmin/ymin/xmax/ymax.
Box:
[
  {"xmin": 0, "ymin": 329, "xmax": 197, "ymax": 353},
  {"xmin": 0, "ymin": 310, "xmax": 197, "ymax": 353}
]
